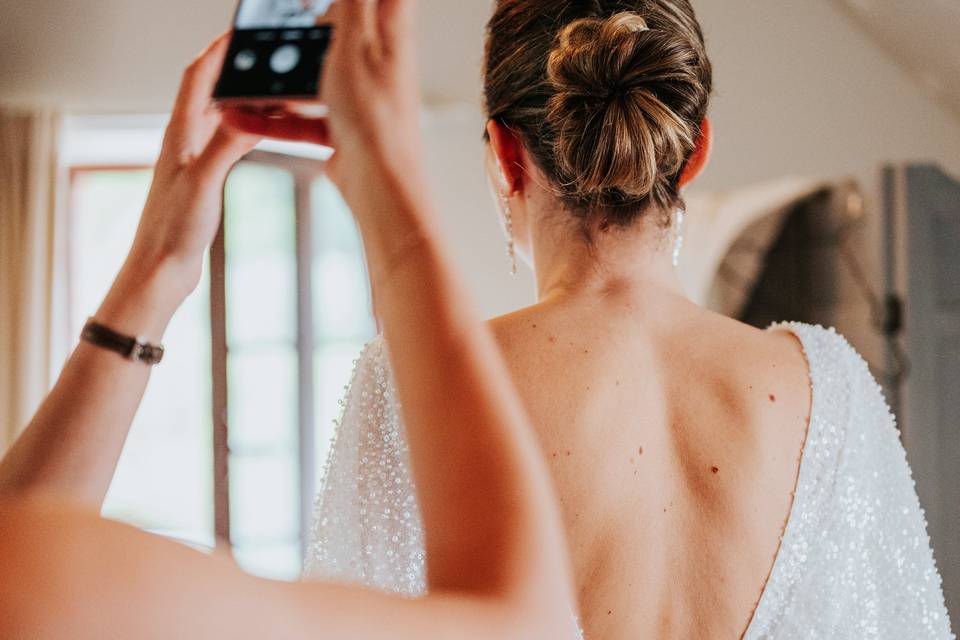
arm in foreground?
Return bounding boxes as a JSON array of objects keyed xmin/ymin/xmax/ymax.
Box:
[
  {"xmin": 0, "ymin": 499, "xmax": 560, "ymax": 640},
  {"xmin": 0, "ymin": 34, "xmax": 257, "ymax": 510},
  {"xmin": 227, "ymin": 0, "xmax": 576, "ymax": 612},
  {"xmin": 313, "ymin": 0, "xmax": 575, "ymax": 611},
  {"xmin": 0, "ymin": 0, "xmax": 577, "ymax": 637}
]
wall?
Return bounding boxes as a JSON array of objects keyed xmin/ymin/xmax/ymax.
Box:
[{"xmin": 0, "ymin": 0, "xmax": 237, "ymax": 113}]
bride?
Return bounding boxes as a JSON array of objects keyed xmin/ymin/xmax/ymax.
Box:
[{"xmin": 277, "ymin": 1, "xmax": 951, "ymax": 638}]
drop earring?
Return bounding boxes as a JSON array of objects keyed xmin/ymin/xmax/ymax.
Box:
[
  {"xmin": 501, "ymin": 192, "xmax": 518, "ymax": 276},
  {"xmin": 672, "ymin": 208, "xmax": 686, "ymax": 268}
]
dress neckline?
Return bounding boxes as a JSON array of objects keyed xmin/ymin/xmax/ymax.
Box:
[{"xmin": 737, "ymin": 322, "xmax": 818, "ymax": 638}]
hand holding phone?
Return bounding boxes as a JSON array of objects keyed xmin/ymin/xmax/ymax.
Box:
[
  {"xmin": 214, "ymin": 0, "xmax": 334, "ymax": 112},
  {"xmin": 220, "ymin": 0, "xmax": 422, "ymax": 175}
]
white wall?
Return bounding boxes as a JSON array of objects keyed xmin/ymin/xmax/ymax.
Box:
[
  {"xmin": 419, "ymin": 108, "xmax": 539, "ymax": 317},
  {"xmin": 693, "ymin": 0, "xmax": 960, "ymax": 191},
  {"xmin": 0, "ymin": 0, "xmax": 490, "ymax": 113},
  {"xmin": 0, "ymin": 0, "xmax": 237, "ymax": 113},
  {"xmin": 1, "ymin": 0, "xmax": 958, "ymax": 319}
]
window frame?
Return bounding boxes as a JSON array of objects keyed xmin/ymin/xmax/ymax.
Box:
[
  {"xmin": 212, "ymin": 150, "xmax": 331, "ymax": 562},
  {"xmin": 66, "ymin": 165, "xmax": 154, "ymax": 342}
]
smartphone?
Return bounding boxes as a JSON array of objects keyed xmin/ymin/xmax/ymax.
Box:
[{"xmin": 214, "ymin": 0, "xmax": 334, "ymax": 111}]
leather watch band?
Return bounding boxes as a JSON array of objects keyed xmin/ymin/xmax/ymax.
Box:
[{"xmin": 81, "ymin": 319, "xmax": 165, "ymax": 365}]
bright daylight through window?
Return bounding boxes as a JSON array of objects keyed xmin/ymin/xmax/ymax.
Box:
[{"xmin": 68, "ymin": 130, "xmax": 374, "ymax": 580}]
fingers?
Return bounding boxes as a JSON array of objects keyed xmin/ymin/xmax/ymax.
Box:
[
  {"xmin": 334, "ymin": 0, "xmax": 415, "ymax": 61},
  {"xmin": 220, "ymin": 108, "xmax": 332, "ymax": 147},
  {"xmin": 378, "ymin": 0, "xmax": 416, "ymax": 56},
  {"xmin": 193, "ymin": 126, "xmax": 259, "ymax": 181},
  {"xmin": 336, "ymin": 0, "xmax": 378, "ymax": 51},
  {"xmin": 170, "ymin": 32, "xmax": 233, "ymax": 130}
]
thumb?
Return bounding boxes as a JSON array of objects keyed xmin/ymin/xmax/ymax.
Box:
[{"xmin": 193, "ymin": 126, "xmax": 259, "ymax": 181}]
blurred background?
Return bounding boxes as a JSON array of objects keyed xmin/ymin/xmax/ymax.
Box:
[{"xmin": 0, "ymin": 0, "xmax": 957, "ymax": 628}]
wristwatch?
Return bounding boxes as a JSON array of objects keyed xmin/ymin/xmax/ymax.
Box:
[{"xmin": 81, "ymin": 319, "xmax": 165, "ymax": 365}]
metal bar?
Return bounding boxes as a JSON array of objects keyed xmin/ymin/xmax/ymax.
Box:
[
  {"xmin": 67, "ymin": 164, "xmax": 154, "ymax": 174},
  {"xmin": 210, "ymin": 200, "xmax": 232, "ymax": 547},
  {"xmin": 294, "ymin": 170, "xmax": 317, "ymax": 564},
  {"xmin": 243, "ymin": 148, "xmax": 324, "ymax": 563}
]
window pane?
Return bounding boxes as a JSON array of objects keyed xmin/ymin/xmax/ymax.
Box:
[
  {"xmin": 224, "ymin": 163, "xmax": 297, "ymax": 346},
  {"xmin": 313, "ymin": 175, "xmax": 367, "ymax": 255},
  {"xmin": 224, "ymin": 161, "xmax": 300, "ymax": 580},
  {"xmin": 71, "ymin": 169, "xmax": 214, "ymax": 547},
  {"xmin": 228, "ymin": 348, "xmax": 299, "ymax": 453},
  {"xmin": 232, "ymin": 541, "xmax": 302, "ymax": 581},
  {"xmin": 314, "ymin": 252, "xmax": 376, "ymax": 339},
  {"xmin": 229, "ymin": 451, "xmax": 299, "ymax": 545},
  {"xmin": 312, "ymin": 176, "xmax": 375, "ymax": 340},
  {"xmin": 71, "ymin": 170, "xmax": 153, "ymax": 318}
]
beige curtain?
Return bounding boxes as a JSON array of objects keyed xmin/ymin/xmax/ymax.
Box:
[{"xmin": 0, "ymin": 107, "xmax": 66, "ymax": 451}]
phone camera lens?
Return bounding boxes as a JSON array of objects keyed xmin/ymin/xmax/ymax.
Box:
[
  {"xmin": 234, "ymin": 50, "xmax": 257, "ymax": 72},
  {"xmin": 270, "ymin": 45, "xmax": 301, "ymax": 74}
]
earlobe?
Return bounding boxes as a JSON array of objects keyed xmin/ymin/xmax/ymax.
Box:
[{"xmin": 679, "ymin": 116, "xmax": 712, "ymax": 189}]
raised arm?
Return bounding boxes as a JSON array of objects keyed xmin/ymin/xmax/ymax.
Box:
[
  {"xmin": 0, "ymin": 35, "xmax": 258, "ymax": 509},
  {"xmin": 227, "ymin": 0, "xmax": 574, "ymax": 610},
  {"xmin": 1, "ymin": 1, "xmax": 576, "ymax": 638}
]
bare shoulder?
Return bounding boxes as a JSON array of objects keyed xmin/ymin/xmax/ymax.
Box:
[
  {"xmin": 685, "ymin": 313, "xmax": 813, "ymax": 413},
  {"xmin": 487, "ymin": 304, "xmax": 814, "ymax": 429},
  {"xmin": 486, "ymin": 305, "xmax": 549, "ymax": 351}
]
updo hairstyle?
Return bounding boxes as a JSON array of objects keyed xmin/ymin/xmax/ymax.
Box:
[{"xmin": 484, "ymin": 1, "xmax": 713, "ymax": 228}]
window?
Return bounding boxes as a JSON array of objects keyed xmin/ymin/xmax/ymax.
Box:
[
  {"xmin": 67, "ymin": 139, "xmax": 374, "ymax": 579},
  {"xmin": 221, "ymin": 152, "xmax": 375, "ymax": 578}
]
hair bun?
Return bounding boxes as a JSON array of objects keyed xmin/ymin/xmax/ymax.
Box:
[{"xmin": 546, "ymin": 11, "xmax": 699, "ymax": 205}]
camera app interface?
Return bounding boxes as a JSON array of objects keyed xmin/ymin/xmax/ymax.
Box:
[
  {"xmin": 236, "ymin": 0, "xmax": 335, "ymax": 29},
  {"xmin": 215, "ymin": 0, "xmax": 335, "ymax": 99}
]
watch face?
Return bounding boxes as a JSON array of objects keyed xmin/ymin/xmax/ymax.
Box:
[{"xmin": 214, "ymin": 0, "xmax": 334, "ymax": 101}]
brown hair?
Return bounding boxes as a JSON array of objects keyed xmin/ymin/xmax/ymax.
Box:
[{"xmin": 484, "ymin": 1, "xmax": 713, "ymax": 229}]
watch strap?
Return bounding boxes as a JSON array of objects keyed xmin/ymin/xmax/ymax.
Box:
[{"xmin": 81, "ymin": 319, "xmax": 165, "ymax": 365}]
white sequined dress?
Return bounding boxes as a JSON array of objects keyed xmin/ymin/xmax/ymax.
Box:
[{"xmin": 304, "ymin": 322, "xmax": 954, "ymax": 639}]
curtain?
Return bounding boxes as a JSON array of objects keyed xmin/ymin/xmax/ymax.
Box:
[{"xmin": 0, "ymin": 107, "xmax": 67, "ymax": 451}]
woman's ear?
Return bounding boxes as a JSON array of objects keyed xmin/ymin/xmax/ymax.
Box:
[
  {"xmin": 679, "ymin": 116, "xmax": 713, "ymax": 189},
  {"xmin": 485, "ymin": 119, "xmax": 525, "ymax": 194}
]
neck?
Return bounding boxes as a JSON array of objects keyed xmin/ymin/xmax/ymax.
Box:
[{"xmin": 530, "ymin": 210, "xmax": 687, "ymax": 307}]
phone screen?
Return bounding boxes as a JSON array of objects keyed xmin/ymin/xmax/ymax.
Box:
[{"xmin": 214, "ymin": 0, "xmax": 335, "ymax": 101}]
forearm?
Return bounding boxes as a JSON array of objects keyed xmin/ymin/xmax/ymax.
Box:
[
  {"xmin": 383, "ymin": 260, "xmax": 560, "ymax": 595},
  {"xmin": 348, "ymin": 164, "xmax": 569, "ymax": 598},
  {"xmin": 0, "ymin": 30, "xmax": 263, "ymax": 510},
  {"xmin": 0, "ymin": 258, "xmax": 186, "ymax": 508}
]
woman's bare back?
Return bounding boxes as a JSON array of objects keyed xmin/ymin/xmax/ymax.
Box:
[
  {"xmin": 489, "ymin": 294, "xmax": 812, "ymax": 639},
  {"xmin": 306, "ymin": 285, "xmax": 951, "ymax": 638}
]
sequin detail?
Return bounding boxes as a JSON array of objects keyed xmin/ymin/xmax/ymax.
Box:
[
  {"xmin": 744, "ymin": 322, "xmax": 954, "ymax": 639},
  {"xmin": 304, "ymin": 335, "xmax": 426, "ymax": 595},
  {"xmin": 306, "ymin": 324, "xmax": 954, "ymax": 639}
]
